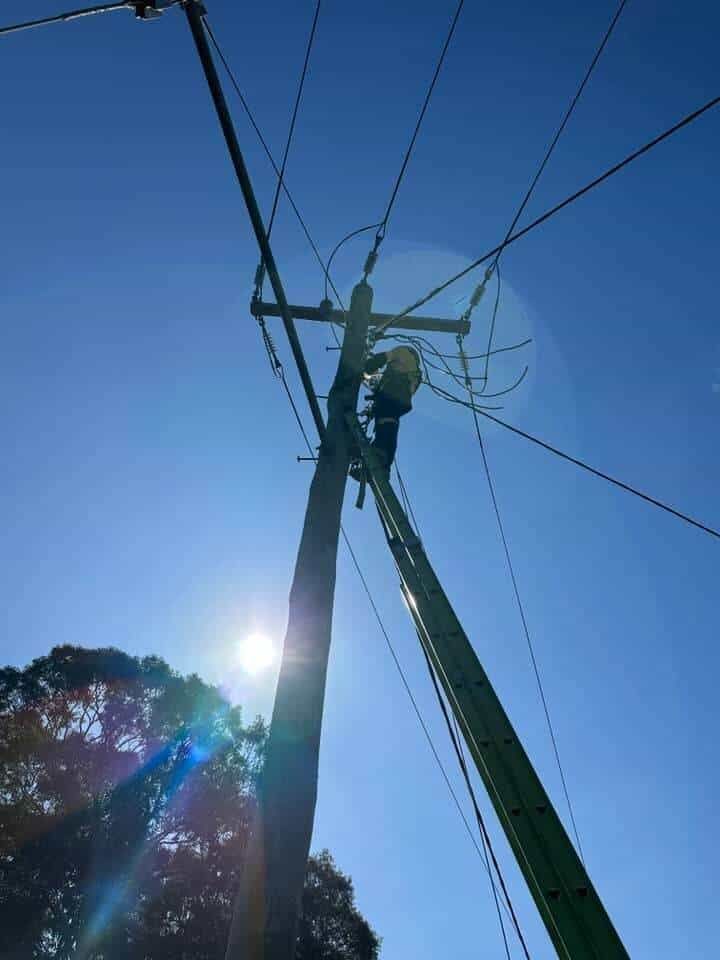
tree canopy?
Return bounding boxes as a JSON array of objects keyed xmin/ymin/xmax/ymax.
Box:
[{"xmin": 0, "ymin": 645, "xmax": 379, "ymax": 960}]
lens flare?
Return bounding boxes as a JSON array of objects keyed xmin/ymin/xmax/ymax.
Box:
[{"xmin": 237, "ymin": 632, "xmax": 276, "ymax": 675}]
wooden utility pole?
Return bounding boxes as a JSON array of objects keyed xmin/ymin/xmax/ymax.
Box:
[
  {"xmin": 182, "ymin": 4, "xmax": 466, "ymax": 957},
  {"xmin": 225, "ymin": 280, "xmax": 373, "ymax": 960}
]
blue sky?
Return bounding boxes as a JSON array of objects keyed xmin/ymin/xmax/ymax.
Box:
[{"xmin": 1, "ymin": 1, "xmax": 719, "ymax": 957}]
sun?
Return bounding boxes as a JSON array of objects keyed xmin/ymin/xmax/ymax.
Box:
[{"xmin": 237, "ymin": 632, "xmax": 276, "ymax": 676}]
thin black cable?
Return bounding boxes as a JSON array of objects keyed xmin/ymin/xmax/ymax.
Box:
[
  {"xmin": 424, "ymin": 351, "xmax": 528, "ymax": 399},
  {"xmin": 385, "ymin": 93, "xmax": 720, "ymax": 325},
  {"xmin": 468, "ymin": 401, "xmax": 586, "ymax": 861},
  {"xmin": 421, "ymin": 351, "xmax": 525, "ymax": 388},
  {"xmin": 446, "ymin": 397, "xmax": 720, "ymax": 541},
  {"xmin": 419, "ymin": 361, "xmax": 506, "ymax": 411},
  {"xmin": 279, "ymin": 367, "xmax": 316, "ymax": 457},
  {"xmin": 390, "ymin": 464, "xmax": 528, "ymax": 958},
  {"xmin": 459, "ymin": 0, "xmax": 628, "ymax": 346},
  {"xmin": 0, "ymin": 1, "xmax": 139, "ymax": 35},
  {"xmin": 419, "ymin": 636, "xmax": 530, "ymax": 960},
  {"xmin": 324, "ymin": 223, "xmax": 382, "ymax": 301},
  {"xmin": 395, "ymin": 466, "xmax": 414, "ymax": 530},
  {"xmin": 404, "ymin": 326, "xmax": 529, "ymax": 399},
  {"xmin": 448, "ymin": 708, "xmax": 513, "ymax": 960},
  {"xmin": 389, "ymin": 332, "xmax": 533, "ymax": 363},
  {"xmin": 202, "ymin": 16, "xmax": 345, "ymax": 310},
  {"xmin": 338, "ymin": 528, "xmax": 518, "ymax": 923},
  {"xmin": 395, "ymin": 461, "xmax": 421, "ymax": 535},
  {"xmin": 266, "ymin": 0, "xmax": 321, "ymax": 241},
  {"xmin": 497, "ymin": 0, "xmax": 629, "ymax": 266},
  {"xmin": 377, "ymin": 0, "xmax": 465, "ymax": 239}
]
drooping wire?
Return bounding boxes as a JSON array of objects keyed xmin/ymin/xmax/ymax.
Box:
[
  {"xmin": 386, "ymin": 326, "xmax": 530, "ymax": 400},
  {"xmin": 387, "ymin": 332, "xmax": 533, "ymax": 363},
  {"xmin": 440, "ymin": 389, "xmax": 720, "ymax": 542},
  {"xmin": 380, "ymin": 92, "xmax": 720, "ymax": 328},
  {"xmin": 323, "ymin": 222, "xmax": 382, "ymax": 348},
  {"xmin": 324, "ymin": 222, "xmax": 382, "ymax": 302},
  {"xmin": 410, "ymin": 345, "xmax": 506, "ymax": 411}
]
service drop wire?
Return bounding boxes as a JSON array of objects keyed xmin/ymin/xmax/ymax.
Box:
[{"xmin": 440, "ymin": 389, "xmax": 720, "ymax": 541}]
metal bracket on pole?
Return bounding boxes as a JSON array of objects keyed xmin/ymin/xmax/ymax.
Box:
[{"xmin": 134, "ymin": 2, "xmax": 164, "ymax": 18}]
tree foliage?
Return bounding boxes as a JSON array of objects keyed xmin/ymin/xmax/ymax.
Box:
[{"xmin": 0, "ymin": 645, "xmax": 379, "ymax": 960}]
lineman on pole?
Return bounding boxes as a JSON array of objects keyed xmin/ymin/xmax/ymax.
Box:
[{"xmin": 361, "ymin": 345, "xmax": 422, "ymax": 471}]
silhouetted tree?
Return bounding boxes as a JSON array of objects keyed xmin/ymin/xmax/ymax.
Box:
[{"xmin": 0, "ymin": 646, "xmax": 379, "ymax": 960}]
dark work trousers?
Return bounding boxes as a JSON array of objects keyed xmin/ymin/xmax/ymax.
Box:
[{"xmin": 371, "ymin": 395, "xmax": 410, "ymax": 469}]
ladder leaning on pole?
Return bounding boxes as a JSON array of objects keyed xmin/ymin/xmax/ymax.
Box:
[{"xmin": 347, "ymin": 415, "xmax": 630, "ymax": 960}]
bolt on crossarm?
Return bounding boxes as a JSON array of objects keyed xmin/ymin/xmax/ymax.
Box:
[{"xmin": 349, "ymin": 418, "xmax": 630, "ymax": 960}]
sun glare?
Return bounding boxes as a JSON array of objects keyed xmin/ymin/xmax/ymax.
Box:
[{"xmin": 238, "ymin": 632, "xmax": 276, "ymax": 676}]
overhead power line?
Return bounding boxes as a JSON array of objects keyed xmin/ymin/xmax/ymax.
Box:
[
  {"xmin": 461, "ymin": 0, "xmax": 628, "ymax": 367},
  {"xmin": 386, "ymin": 92, "xmax": 720, "ymax": 325},
  {"xmin": 253, "ymin": 0, "xmax": 322, "ymax": 371},
  {"xmin": 377, "ymin": 0, "xmax": 466, "ymax": 241},
  {"xmin": 444, "ymin": 397, "xmax": 720, "ymax": 541},
  {"xmin": 265, "ymin": 0, "xmax": 321, "ymax": 242},
  {"xmin": 453, "ymin": 3, "xmax": 630, "ymax": 868},
  {"xmin": 467, "ymin": 401, "xmax": 586, "ymax": 862},
  {"xmin": 183, "ymin": 1, "xmax": 326, "ymax": 438},
  {"xmin": 202, "ymin": 16, "xmax": 346, "ymax": 311},
  {"xmin": 494, "ymin": 0, "xmax": 629, "ymax": 270},
  {"xmin": 423, "ymin": 649, "xmax": 531, "ymax": 960},
  {"xmin": 393, "ymin": 465, "xmax": 529, "ymax": 960},
  {"xmin": 338, "ymin": 527, "xmax": 520, "ymax": 937},
  {"xmin": 361, "ymin": 0, "xmax": 465, "ymax": 281}
]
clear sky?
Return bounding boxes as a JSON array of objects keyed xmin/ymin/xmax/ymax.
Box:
[{"xmin": 1, "ymin": 1, "xmax": 719, "ymax": 957}]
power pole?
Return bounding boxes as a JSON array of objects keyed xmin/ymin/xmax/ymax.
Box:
[
  {"xmin": 225, "ymin": 280, "xmax": 373, "ymax": 960},
  {"xmin": 181, "ymin": 5, "xmax": 468, "ymax": 958}
]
